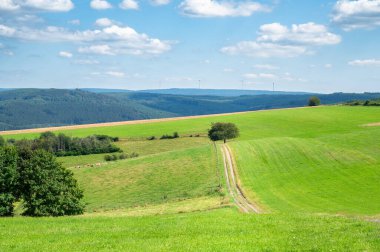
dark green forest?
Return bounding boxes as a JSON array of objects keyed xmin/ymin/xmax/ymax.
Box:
[{"xmin": 0, "ymin": 88, "xmax": 379, "ymax": 130}]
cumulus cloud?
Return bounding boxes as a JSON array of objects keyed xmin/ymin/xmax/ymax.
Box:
[
  {"xmin": 348, "ymin": 59, "xmax": 380, "ymax": 66},
  {"xmin": 257, "ymin": 22, "xmax": 341, "ymax": 45},
  {"xmin": 0, "ymin": 23, "xmax": 172, "ymax": 56},
  {"xmin": 244, "ymin": 73, "xmax": 277, "ymax": 79},
  {"xmin": 0, "ymin": 0, "xmax": 74, "ymax": 12},
  {"xmin": 59, "ymin": 51, "xmax": 73, "ymax": 58},
  {"xmin": 119, "ymin": 0, "xmax": 139, "ymax": 10},
  {"xmin": 221, "ymin": 22, "xmax": 340, "ymax": 58},
  {"xmin": 179, "ymin": 0, "xmax": 270, "ymax": 17},
  {"xmin": 95, "ymin": 18, "xmax": 114, "ymax": 27},
  {"xmin": 332, "ymin": 0, "xmax": 380, "ymax": 30},
  {"xmin": 90, "ymin": 0, "xmax": 112, "ymax": 10}
]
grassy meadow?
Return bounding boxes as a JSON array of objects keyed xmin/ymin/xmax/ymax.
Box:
[{"xmin": 1, "ymin": 105, "xmax": 380, "ymax": 251}]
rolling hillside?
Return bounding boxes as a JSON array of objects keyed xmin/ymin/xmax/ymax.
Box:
[{"xmin": 1, "ymin": 106, "xmax": 379, "ymax": 251}]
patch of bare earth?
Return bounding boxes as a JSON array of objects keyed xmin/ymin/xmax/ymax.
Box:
[{"xmin": 363, "ymin": 122, "xmax": 380, "ymax": 127}]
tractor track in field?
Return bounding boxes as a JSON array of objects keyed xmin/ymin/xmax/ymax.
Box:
[{"xmin": 221, "ymin": 144, "xmax": 260, "ymax": 213}]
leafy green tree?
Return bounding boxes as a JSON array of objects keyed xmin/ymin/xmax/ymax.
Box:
[
  {"xmin": 0, "ymin": 136, "xmax": 5, "ymax": 147},
  {"xmin": 18, "ymin": 149, "xmax": 84, "ymax": 216},
  {"xmin": 0, "ymin": 146, "xmax": 18, "ymax": 216},
  {"xmin": 308, "ymin": 96, "xmax": 321, "ymax": 106},
  {"xmin": 208, "ymin": 123, "xmax": 239, "ymax": 143}
]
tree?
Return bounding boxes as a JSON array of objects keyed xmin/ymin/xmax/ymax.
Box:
[
  {"xmin": 208, "ymin": 123, "xmax": 239, "ymax": 143},
  {"xmin": 0, "ymin": 136, "xmax": 5, "ymax": 147},
  {"xmin": 0, "ymin": 146, "xmax": 18, "ymax": 216},
  {"xmin": 18, "ymin": 149, "xmax": 84, "ymax": 217},
  {"xmin": 308, "ymin": 96, "xmax": 321, "ymax": 106}
]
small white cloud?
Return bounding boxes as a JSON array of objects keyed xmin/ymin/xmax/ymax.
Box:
[
  {"xmin": 332, "ymin": 0, "xmax": 380, "ymax": 30},
  {"xmin": 325, "ymin": 63, "xmax": 333, "ymax": 68},
  {"xmin": 74, "ymin": 59, "xmax": 100, "ymax": 65},
  {"xmin": 59, "ymin": 51, "xmax": 73, "ymax": 58},
  {"xmin": 179, "ymin": 0, "xmax": 270, "ymax": 17},
  {"xmin": 348, "ymin": 59, "xmax": 380, "ymax": 66},
  {"xmin": 244, "ymin": 73, "xmax": 277, "ymax": 79},
  {"xmin": 0, "ymin": 0, "xmax": 20, "ymax": 11},
  {"xmin": 23, "ymin": 0, "xmax": 74, "ymax": 11},
  {"xmin": 106, "ymin": 71, "xmax": 126, "ymax": 77},
  {"xmin": 95, "ymin": 18, "xmax": 114, "ymax": 27},
  {"xmin": 221, "ymin": 42, "xmax": 307, "ymax": 58},
  {"xmin": 253, "ymin": 64, "xmax": 278, "ymax": 70},
  {"xmin": 151, "ymin": 0, "xmax": 171, "ymax": 6},
  {"xmin": 79, "ymin": 45, "xmax": 114, "ymax": 55},
  {"xmin": 69, "ymin": 19, "xmax": 80, "ymax": 25},
  {"xmin": 90, "ymin": 0, "xmax": 112, "ymax": 10},
  {"xmin": 119, "ymin": 0, "xmax": 139, "ymax": 10}
]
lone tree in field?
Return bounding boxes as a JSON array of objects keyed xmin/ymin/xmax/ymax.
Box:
[
  {"xmin": 308, "ymin": 96, "xmax": 321, "ymax": 106},
  {"xmin": 208, "ymin": 123, "xmax": 239, "ymax": 143}
]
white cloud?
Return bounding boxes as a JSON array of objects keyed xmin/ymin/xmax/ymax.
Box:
[
  {"xmin": 90, "ymin": 0, "xmax": 112, "ymax": 10},
  {"xmin": 151, "ymin": 0, "xmax": 171, "ymax": 5},
  {"xmin": 74, "ymin": 59, "xmax": 100, "ymax": 65},
  {"xmin": 59, "ymin": 51, "xmax": 73, "ymax": 58},
  {"xmin": 119, "ymin": 0, "xmax": 139, "ymax": 10},
  {"xmin": 324, "ymin": 63, "xmax": 333, "ymax": 68},
  {"xmin": 69, "ymin": 19, "xmax": 80, "ymax": 25},
  {"xmin": 0, "ymin": 23, "xmax": 172, "ymax": 56},
  {"xmin": 348, "ymin": 59, "xmax": 380, "ymax": 66},
  {"xmin": 257, "ymin": 22, "xmax": 341, "ymax": 45},
  {"xmin": 179, "ymin": 0, "xmax": 270, "ymax": 17},
  {"xmin": 244, "ymin": 73, "xmax": 277, "ymax": 79},
  {"xmin": 333, "ymin": 0, "xmax": 380, "ymax": 30},
  {"xmin": 221, "ymin": 22, "xmax": 340, "ymax": 58},
  {"xmin": 78, "ymin": 45, "xmax": 114, "ymax": 55},
  {"xmin": 221, "ymin": 41, "xmax": 307, "ymax": 58},
  {"xmin": 106, "ymin": 71, "xmax": 126, "ymax": 77},
  {"xmin": 0, "ymin": 0, "xmax": 20, "ymax": 11},
  {"xmin": 0, "ymin": 0, "xmax": 74, "ymax": 12},
  {"xmin": 253, "ymin": 64, "xmax": 278, "ymax": 70},
  {"xmin": 95, "ymin": 18, "xmax": 114, "ymax": 27}
]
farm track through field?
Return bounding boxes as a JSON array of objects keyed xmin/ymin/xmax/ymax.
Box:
[{"xmin": 222, "ymin": 144, "xmax": 260, "ymax": 213}]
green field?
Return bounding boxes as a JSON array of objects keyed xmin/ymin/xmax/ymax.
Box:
[{"xmin": 1, "ymin": 106, "xmax": 380, "ymax": 251}]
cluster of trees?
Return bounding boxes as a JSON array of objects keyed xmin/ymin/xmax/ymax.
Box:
[
  {"xmin": 5, "ymin": 132, "xmax": 120, "ymax": 157},
  {"xmin": 345, "ymin": 99, "xmax": 380, "ymax": 106},
  {"xmin": 308, "ymin": 96, "xmax": 321, "ymax": 106},
  {"xmin": 104, "ymin": 152, "xmax": 139, "ymax": 162},
  {"xmin": 0, "ymin": 146, "xmax": 84, "ymax": 217}
]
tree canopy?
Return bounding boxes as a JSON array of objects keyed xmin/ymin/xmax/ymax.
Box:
[
  {"xmin": 208, "ymin": 123, "xmax": 239, "ymax": 143},
  {"xmin": 308, "ymin": 96, "xmax": 321, "ymax": 106}
]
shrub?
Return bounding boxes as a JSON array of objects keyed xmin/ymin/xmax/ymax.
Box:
[
  {"xmin": 104, "ymin": 155, "xmax": 113, "ymax": 161},
  {"xmin": 308, "ymin": 96, "xmax": 321, "ymax": 106},
  {"xmin": 119, "ymin": 153, "xmax": 129, "ymax": 160},
  {"xmin": 160, "ymin": 132, "xmax": 180, "ymax": 140},
  {"xmin": 130, "ymin": 152, "xmax": 139, "ymax": 158},
  {"xmin": 173, "ymin": 132, "xmax": 179, "ymax": 138},
  {"xmin": 147, "ymin": 136, "xmax": 156, "ymax": 140}
]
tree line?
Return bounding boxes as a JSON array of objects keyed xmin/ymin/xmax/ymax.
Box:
[{"xmin": 3, "ymin": 132, "xmax": 120, "ymax": 157}]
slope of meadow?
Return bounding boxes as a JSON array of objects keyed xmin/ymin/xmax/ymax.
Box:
[{"xmin": 1, "ymin": 106, "xmax": 379, "ymax": 251}]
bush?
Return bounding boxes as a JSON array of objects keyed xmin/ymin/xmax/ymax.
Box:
[
  {"xmin": 104, "ymin": 155, "xmax": 113, "ymax": 161},
  {"xmin": 308, "ymin": 96, "xmax": 321, "ymax": 106},
  {"xmin": 147, "ymin": 136, "xmax": 156, "ymax": 140},
  {"xmin": 130, "ymin": 152, "xmax": 139, "ymax": 158},
  {"xmin": 173, "ymin": 132, "xmax": 179, "ymax": 138},
  {"xmin": 0, "ymin": 136, "xmax": 5, "ymax": 147},
  {"xmin": 119, "ymin": 153, "xmax": 128, "ymax": 160},
  {"xmin": 160, "ymin": 132, "xmax": 180, "ymax": 140}
]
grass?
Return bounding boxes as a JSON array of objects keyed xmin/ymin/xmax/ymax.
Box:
[
  {"xmin": 73, "ymin": 144, "xmax": 221, "ymax": 212},
  {"xmin": 1, "ymin": 106, "xmax": 380, "ymax": 250},
  {"xmin": 0, "ymin": 208, "xmax": 379, "ymax": 251}
]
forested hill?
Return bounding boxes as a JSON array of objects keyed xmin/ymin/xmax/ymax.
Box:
[
  {"xmin": 0, "ymin": 89, "xmax": 173, "ymax": 131},
  {"xmin": 0, "ymin": 88, "xmax": 379, "ymax": 131}
]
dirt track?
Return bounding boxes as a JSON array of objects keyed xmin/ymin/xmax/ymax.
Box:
[
  {"xmin": 0, "ymin": 106, "xmax": 308, "ymax": 136},
  {"xmin": 221, "ymin": 144, "xmax": 260, "ymax": 213},
  {"xmin": 363, "ymin": 122, "xmax": 380, "ymax": 127}
]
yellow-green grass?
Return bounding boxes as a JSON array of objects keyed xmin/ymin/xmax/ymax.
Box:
[
  {"xmin": 0, "ymin": 208, "xmax": 379, "ymax": 251},
  {"xmin": 74, "ymin": 144, "xmax": 222, "ymax": 212},
  {"xmin": 58, "ymin": 137, "xmax": 209, "ymax": 168}
]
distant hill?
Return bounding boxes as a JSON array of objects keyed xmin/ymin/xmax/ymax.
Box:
[
  {"xmin": 137, "ymin": 88, "xmax": 313, "ymax": 96},
  {"xmin": 0, "ymin": 89, "xmax": 173, "ymax": 131},
  {"xmin": 0, "ymin": 88, "xmax": 379, "ymax": 131}
]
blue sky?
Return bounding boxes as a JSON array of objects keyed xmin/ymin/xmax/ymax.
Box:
[{"xmin": 0, "ymin": 0, "xmax": 379, "ymax": 93}]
